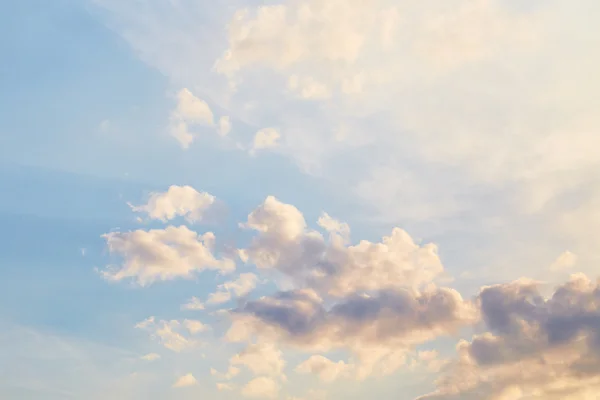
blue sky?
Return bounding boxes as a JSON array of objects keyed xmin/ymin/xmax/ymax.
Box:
[{"xmin": 1, "ymin": 0, "xmax": 600, "ymax": 399}]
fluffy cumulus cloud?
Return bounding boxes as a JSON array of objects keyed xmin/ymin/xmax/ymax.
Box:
[
  {"xmin": 228, "ymin": 196, "xmax": 476, "ymax": 378},
  {"xmin": 229, "ymin": 286, "xmax": 475, "ymax": 377},
  {"xmin": 95, "ymin": 187, "xmax": 600, "ymax": 398},
  {"xmin": 172, "ymin": 373, "xmax": 198, "ymax": 388},
  {"xmin": 101, "ymin": 225, "xmax": 234, "ymax": 285},
  {"xmin": 129, "ymin": 185, "xmax": 216, "ymax": 223},
  {"xmin": 418, "ymin": 273, "xmax": 600, "ymax": 400},
  {"xmin": 239, "ymin": 196, "xmax": 445, "ymax": 296}
]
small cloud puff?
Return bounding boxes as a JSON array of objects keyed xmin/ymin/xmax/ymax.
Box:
[
  {"xmin": 173, "ymin": 373, "xmax": 198, "ymax": 388},
  {"xmin": 129, "ymin": 185, "xmax": 216, "ymax": 224},
  {"xmin": 169, "ymin": 88, "xmax": 214, "ymax": 148},
  {"xmin": 250, "ymin": 128, "xmax": 280, "ymax": 155},
  {"xmin": 549, "ymin": 250, "xmax": 577, "ymax": 272},
  {"xmin": 140, "ymin": 353, "xmax": 161, "ymax": 362}
]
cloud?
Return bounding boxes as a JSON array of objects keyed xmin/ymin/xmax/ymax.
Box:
[
  {"xmin": 241, "ymin": 377, "xmax": 280, "ymax": 399},
  {"xmin": 240, "ymin": 196, "xmax": 445, "ymax": 296},
  {"xmin": 129, "ymin": 185, "xmax": 216, "ymax": 223},
  {"xmin": 214, "ymin": 0, "xmax": 378, "ymax": 77},
  {"xmin": 183, "ymin": 319, "xmax": 209, "ymax": 335},
  {"xmin": 66, "ymin": 0, "xmax": 600, "ymax": 397},
  {"xmin": 169, "ymin": 88, "xmax": 214, "ymax": 148},
  {"xmin": 96, "ymin": 0, "xmax": 600, "ymax": 239},
  {"xmin": 549, "ymin": 250, "xmax": 578, "ymax": 272},
  {"xmin": 230, "ymin": 343, "xmax": 286, "ymax": 380},
  {"xmin": 135, "ymin": 317, "xmax": 205, "ymax": 352},
  {"xmin": 295, "ymin": 355, "xmax": 352, "ymax": 382},
  {"xmin": 211, "ymin": 366, "xmax": 240, "ymax": 381},
  {"xmin": 207, "ymin": 273, "xmax": 259, "ymax": 305},
  {"xmin": 216, "ymin": 382, "xmax": 234, "ymax": 391},
  {"xmin": 172, "ymin": 373, "xmax": 198, "ymax": 388},
  {"xmin": 288, "ymin": 75, "xmax": 331, "ymax": 100},
  {"xmin": 218, "ymin": 116, "xmax": 232, "ymax": 136},
  {"xmin": 140, "ymin": 353, "xmax": 161, "ymax": 362},
  {"xmin": 230, "ymin": 287, "xmax": 475, "ymax": 372},
  {"xmin": 181, "ymin": 297, "xmax": 205, "ymax": 311},
  {"xmin": 216, "ymin": 0, "xmax": 600, "ymax": 231},
  {"xmin": 225, "ymin": 196, "xmax": 476, "ymax": 377},
  {"xmin": 412, "ymin": 350, "xmax": 448, "ymax": 373},
  {"xmin": 416, "ymin": 273, "xmax": 600, "ymax": 399},
  {"xmin": 250, "ymin": 128, "xmax": 280, "ymax": 154},
  {"xmin": 101, "ymin": 225, "xmax": 234, "ymax": 286},
  {"xmin": 317, "ymin": 212, "xmax": 350, "ymax": 242}
]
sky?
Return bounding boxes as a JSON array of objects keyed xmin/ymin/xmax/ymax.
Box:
[{"xmin": 1, "ymin": 0, "xmax": 599, "ymax": 399}]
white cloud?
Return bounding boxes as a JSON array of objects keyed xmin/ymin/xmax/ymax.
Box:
[
  {"xmin": 206, "ymin": 290, "xmax": 232, "ymax": 305},
  {"xmin": 81, "ymin": 1, "xmax": 600, "ymax": 395},
  {"xmin": 549, "ymin": 250, "xmax": 577, "ymax": 272},
  {"xmin": 218, "ymin": 116, "xmax": 232, "ymax": 136},
  {"xmin": 211, "ymin": 366, "xmax": 240, "ymax": 381},
  {"xmin": 240, "ymin": 196, "xmax": 445, "ymax": 296},
  {"xmin": 216, "ymin": 382, "xmax": 234, "ymax": 391},
  {"xmin": 97, "ymin": 0, "xmax": 600, "ymax": 236},
  {"xmin": 140, "ymin": 353, "xmax": 161, "ymax": 362},
  {"xmin": 135, "ymin": 317, "xmax": 203, "ymax": 352},
  {"xmin": 207, "ymin": 273, "xmax": 259, "ymax": 305},
  {"xmin": 174, "ymin": 88, "xmax": 214, "ymax": 125},
  {"xmin": 183, "ymin": 319, "xmax": 209, "ymax": 335},
  {"xmin": 181, "ymin": 296, "xmax": 205, "ymax": 311},
  {"xmin": 226, "ymin": 197, "xmax": 478, "ymax": 378},
  {"xmin": 229, "ymin": 286, "xmax": 475, "ymax": 377},
  {"xmin": 230, "ymin": 343, "xmax": 286, "ymax": 380},
  {"xmin": 101, "ymin": 225, "xmax": 234, "ymax": 286},
  {"xmin": 413, "ymin": 350, "xmax": 447, "ymax": 373},
  {"xmin": 295, "ymin": 355, "xmax": 352, "ymax": 382},
  {"xmin": 169, "ymin": 88, "xmax": 214, "ymax": 148},
  {"xmin": 251, "ymin": 128, "xmax": 280, "ymax": 154},
  {"xmin": 317, "ymin": 212, "xmax": 350, "ymax": 243},
  {"xmin": 241, "ymin": 377, "xmax": 280, "ymax": 399},
  {"xmin": 129, "ymin": 185, "xmax": 216, "ymax": 223},
  {"xmin": 288, "ymin": 75, "xmax": 331, "ymax": 100},
  {"xmin": 172, "ymin": 373, "xmax": 198, "ymax": 388},
  {"xmin": 215, "ymin": 0, "xmax": 600, "ymax": 230}
]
